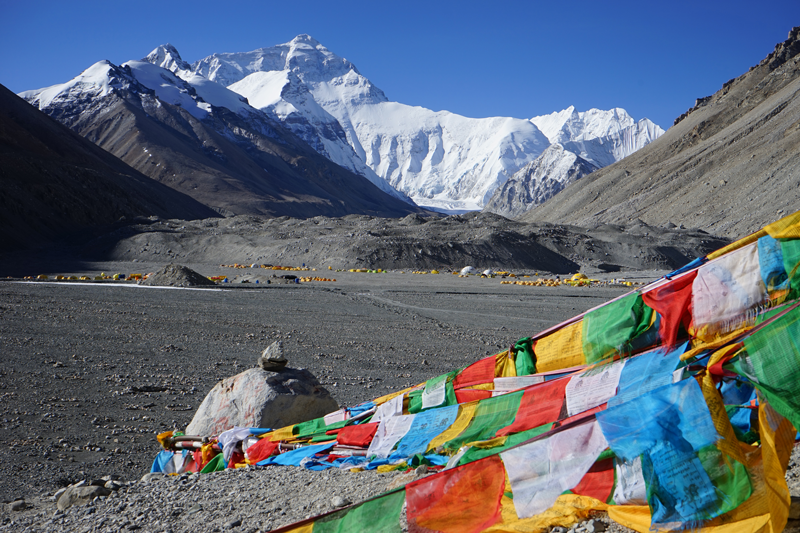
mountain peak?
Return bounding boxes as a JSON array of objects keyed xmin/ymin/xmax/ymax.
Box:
[
  {"xmin": 145, "ymin": 43, "xmax": 191, "ymax": 73},
  {"xmin": 289, "ymin": 34, "xmax": 321, "ymax": 46}
]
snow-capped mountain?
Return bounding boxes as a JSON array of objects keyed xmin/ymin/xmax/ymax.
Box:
[
  {"xmin": 31, "ymin": 36, "xmax": 664, "ymax": 217},
  {"xmin": 530, "ymin": 106, "xmax": 665, "ymax": 168},
  {"xmin": 21, "ymin": 59, "xmax": 252, "ymax": 124},
  {"xmin": 483, "ymin": 144, "xmax": 599, "ymax": 218},
  {"xmin": 171, "ymin": 35, "xmax": 551, "ymax": 213},
  {"xmin": 171, "ymin": 36, "xmax": 664, "ymax": 213},
  {"xmin": 147, "ymin": 41, "xmax": 411, "ymax": 204},
  {"xmin": 19, "ymin": 58, "xmax": 420, "ymax": 219}
]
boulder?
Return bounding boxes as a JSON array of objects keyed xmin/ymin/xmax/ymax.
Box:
[
  {"xmin": 57, "ymin": 485, "xmax": 111, "ymax": 511},
  {"xmin": 185, "ymin": 367, "xmax": 338, "ymax": 436}
]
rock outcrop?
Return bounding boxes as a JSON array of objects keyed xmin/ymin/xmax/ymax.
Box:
[
  {"xmin": 185, "ymin": 367, "xmax": 338, "ymax": 436},
  {"xmin": 57, "ymin": 485, "xmax": 112, "ymax": 511},
  {"xmin": 484, "ymin": 144, "xmax": 598, "ymax": 218}
]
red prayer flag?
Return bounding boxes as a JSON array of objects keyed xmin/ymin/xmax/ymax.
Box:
[
  {"xmin": 496, "ymin": 378, "xmax": 568, "ymax": 437},
  {"xmin": 406, "ymin": 455, "xmax": 505, "ymax": 533},
  {"xmin": 336, "ymin": 422, "xmax": 379, "ymax": 448},
  {"xmin": 454, "ymin": 388, "xmax": 493, "ymax": 404},
  {"xmin": 570, "ymin": 457, "xmax": 615, "ymax": 503},
  {"xmin": 453, "ymin": 356, "xmax": 496, "ymax": 389},
  {"xmin": 227, "ymin": 450, "xmax": 245, "ymax": 468},
  {"xmin": 246, "ymin": 438, "xmax": 279, "ymax": 463},
  {"xmin": 642, "ymin": 270, "xmax": 697, "ymax": 347}
]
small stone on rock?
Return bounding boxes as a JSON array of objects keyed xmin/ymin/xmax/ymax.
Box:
[
  {"xmin": 259, "ymin": 341, "xmax": 288, "ymax": 371},
  {"xmin": 224, "ymin": 518, "xmax": 242, "ymax": 529}
]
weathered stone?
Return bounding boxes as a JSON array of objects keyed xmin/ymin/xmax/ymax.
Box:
[
  {"xmin": 583, "ymin": 519, "xmax": 606, "ymax": 532},
  {"xmin": 224, "ymin": 518, "xmax": 242, "ymax": 529},
  {"xmin": 331, "ymin": 495, "xmax": 351, "ymax": 508},
  {"xmin": 185, "ymin": 367, "xmax": 338, "ymax": 436},
  {"xmin": 57, "ymin": 485, "xmax": 111, "ymax": 511},
  {"xmin": 790, "ymin": 495, "xmax": 800, "ymax": 520},
  {"xmin": 9, "ymin": 499, "xmax": 25, "ymax": 511},
  {"xmin": 105, "ymin": 480, "xmax": 123, "ymax": 491},
  {"xmin": 141, "ymin": 472, "xmax": 167, "ymax": 483}
]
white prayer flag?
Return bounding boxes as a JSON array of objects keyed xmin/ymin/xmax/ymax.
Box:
[{"xmin": 501, "ymin": 420, "xmax": 608, "ymax": 518}]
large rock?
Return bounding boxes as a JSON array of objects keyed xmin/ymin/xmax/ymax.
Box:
[
  {"xmin": 185, "ymin": 367, "xmax": 338, "ymax": 436},
  {"xmin": 142, "ymin": 264, "xmax": 216, "ymax": 287},
  {"xmin": 57, "ymin": 485, "xmax": 111, "ymax": 511}
]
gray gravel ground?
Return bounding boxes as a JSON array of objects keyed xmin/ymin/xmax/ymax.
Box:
[{"xmin": 2, "ymin": 266, "xmax": 798, "ymax": 532}]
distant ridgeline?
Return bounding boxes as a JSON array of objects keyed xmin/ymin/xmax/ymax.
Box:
[{"xmin": 153, "ymin": 210, "xmax": 800, "ymax": 533}]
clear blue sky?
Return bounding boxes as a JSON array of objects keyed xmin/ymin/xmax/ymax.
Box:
[{"xmin": 2, "ymin": 0, "xmax": 798, "ymax": 129}]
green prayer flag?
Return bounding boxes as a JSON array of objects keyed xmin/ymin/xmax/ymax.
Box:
[
  {"xmin": 458, "ymin": 422, "xmax": 553, "ymax": 465},
  {"xmin": 293, "ymin": 417, "xmax": 328, "ymax": 438},
  {"xmin": 200, "ymin": 453, "xmax": 226, "ymax": 473},
  {"xmin": 582, "ymin": 293, "xmax": 655, "ymax": 364},
  {"xmin": 512, "ymin": 337, "xmax": 537, "ymax": 376},
  {"xmin": 408, "ymin": 372, "xmax": 457, "ymax": 414},
  {"xmin": 313, "ymin": 490, "xmax": 405, "ymax": 533},
  {"xmin": 781, "ymin": 239, "xmax": 800, "ymax": 300},
  {"xmin": 741, "ymin": 305, "xmax": 800, "ymax": 429},
  {"xmin": 443, "ymin": 391, "xmax": 524, "ymax": 453}
]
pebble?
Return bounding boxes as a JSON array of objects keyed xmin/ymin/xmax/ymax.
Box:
[
  {"xmin": 9, "ymin": 499, "xmax": 26, "ymax": 511},
  {"xmin": 224, "ymin": 518, "xmax": 242, "ymax": 528},
  {"xmin": 331, "ymin": 495, "xmax": 351, "ymax": 508},
  {"xmin": 0, "ymin": 466, "xmax": 403, "ymax": 532}
]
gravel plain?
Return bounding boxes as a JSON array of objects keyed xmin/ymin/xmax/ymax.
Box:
[{"xmin": 1, "ymin": 265, "xmax": 798, "ymax": 532}]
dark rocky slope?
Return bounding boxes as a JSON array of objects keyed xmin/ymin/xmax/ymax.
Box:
[
  {"xmin": 0, "ymin": 84, "xmax": 218, "ymax": 252},
  {"xmin": 68, "ymin": 212, "xmax": 728, "ymax": 276}
]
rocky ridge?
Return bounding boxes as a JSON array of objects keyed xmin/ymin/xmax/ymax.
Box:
[
  {"xmin": 0, "ymin": 83, "xmax": 217, "ymax": 252},
  {"xmin": 37, "ymin": 212, "xmax": 730, "ymax": 277},
  {"xmin": 522, "ymin": 26, "xmax": 800, "ymax": 239},
  {"xmin": 484, "ymin": 144, "xmax": 599, "ymax": 218}
]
